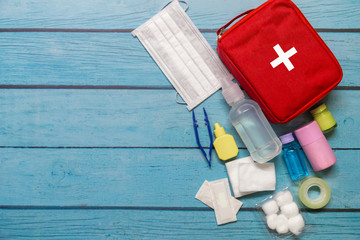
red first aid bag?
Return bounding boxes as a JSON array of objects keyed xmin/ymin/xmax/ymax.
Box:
[{"xmin": 217, "ymin": 0, "xmax": 342, "ymax": 123}]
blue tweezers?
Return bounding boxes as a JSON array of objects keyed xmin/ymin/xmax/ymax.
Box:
[{"xmin": 192, "ymin": 108, "xmax": 213, "ymax": 167}]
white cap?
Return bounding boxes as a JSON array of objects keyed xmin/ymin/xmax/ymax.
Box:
[{"xmin": 221, "ymin": 80, "xmax": 245, "ymax": 106}]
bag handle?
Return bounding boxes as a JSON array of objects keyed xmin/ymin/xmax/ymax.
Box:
[{"xmin": 217, "ymin": 9, "xmax": 253, "ymax": 39}]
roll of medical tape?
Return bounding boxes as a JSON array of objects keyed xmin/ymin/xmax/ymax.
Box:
[{"xmin": 298, "ymin": 177, "xmax": 331, "ymax": 209}]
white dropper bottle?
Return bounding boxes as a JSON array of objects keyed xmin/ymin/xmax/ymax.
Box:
[{"xmin": 221, "ymin": 79, "xmax": 282, "ymax": 163}]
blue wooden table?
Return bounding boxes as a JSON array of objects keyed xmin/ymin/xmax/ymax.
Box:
[{"xmin": 0, "ymin": 0, "xmax": 359, "ymax": 239}]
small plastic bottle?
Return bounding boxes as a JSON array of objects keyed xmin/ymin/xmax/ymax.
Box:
[
  {"xmin": 280, "ymin": 133, "xmax": 308, "ymax": 181},
  {"xmin": 310, "ymin": 104, "xmax": 337, "ymax": 134},
  {"xmin": 213, "ymin": 123, "xmax": 239, "ymax": 161},
  {"xmin": 221, "ymin": 81, "xmax": 282, "ymax": 163}
]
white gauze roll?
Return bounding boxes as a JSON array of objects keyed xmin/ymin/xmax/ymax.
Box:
[
  {"xmin": 280, "ymin": 201, "xmax": 299, "ymax": 218},
  {"xmin": 288, "ymin": 214, "xmax": 305, "ymax": 235},
  {"xmin": 276, "ymin": 214, "xmax": 289, "ymax": 234},
  {"xmin": 262, "ymin": 199, "xmax": 279, "ymax": 215},
  {"xmin": 266, "ymin": 214, "xmax": 278, "ymax": 230},
  {"xmin": 274, "ymin": 190, "xmax": 293, "ymax": 207}
]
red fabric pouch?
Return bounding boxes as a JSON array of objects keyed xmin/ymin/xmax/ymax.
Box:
[{"xmin": 216, "ymin": 0, "xmax": 342, "ymax": 123}]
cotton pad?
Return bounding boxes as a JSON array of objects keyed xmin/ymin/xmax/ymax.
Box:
[
  {"xmin": 195, "ymin": 180, "xmax": 243, "ymax": 212},
  {"xmin": 274, "ymin": 190, "xmax": 293, "ymax": 206},
  {"xmin": 266, "ymin": 214, "xmax": 278, "ymax": 230},
  {"xmin": 195, "ymin": 180, "xmax": 214, "ymax": 208},
  {"xmin": 225, "ymin": 157, "xmax": 255, "ymax": 197},
  {"xmin": 237, "ymin": 162, "xmax": 276, "ymax": 192},
  {"xmin": 276, "ymin": 214, "xmax": 289, "ymax": 234},
  {"xmin": 280, "ymin": 202, "xmax": 299, "ymax": 218},
  {"xmin": 288, "ymin": 214, "xmax": 305, "ymax": 235},
  {"xmin": 262, "ymin": 199, "xmax": 279, "ymax": 215}
]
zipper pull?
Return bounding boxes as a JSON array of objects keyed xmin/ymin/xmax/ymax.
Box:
[{"xmin": 217, "ymin": 28, "xmax": 225, "ymax": 40}]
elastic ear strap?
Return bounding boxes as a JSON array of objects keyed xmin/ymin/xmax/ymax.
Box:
[
  {"xmin": 162, "ymin": 0, "xmax": 189, "ymax": 12},
  {"xmin": 180, "ymin": 0, "xmax": 189, "ymax": 12},
  {"xmin": 175, "ymin": 92, "xmax": 186, "ymax": 105},
  {"xmin": 217, "ymin": 9, "xmax": 253, "ymax": 37}
]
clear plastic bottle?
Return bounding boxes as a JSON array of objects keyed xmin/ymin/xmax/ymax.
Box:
[
  {"xmin": 222, "ymin": 81, "xmax": 282, "ymax": 163},
  {"xmin": 280, "ymin": 133, "xmax": 308, "ymax": 181}
]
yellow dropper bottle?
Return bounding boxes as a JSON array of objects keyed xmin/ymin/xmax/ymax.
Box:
[{"xmin": 213, "ymin": 123, "xmax": 239, "ymax": 161}]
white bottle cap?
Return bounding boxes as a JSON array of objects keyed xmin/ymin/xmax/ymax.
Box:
[{"xmin": 221, "ymin": 80, "xmax": 245, "ymax": 106}]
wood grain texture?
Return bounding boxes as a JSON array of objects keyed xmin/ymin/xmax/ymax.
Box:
[
  {"xmin": 0, "ymin": 89, "xmax": 357, "ymax": 148},
  {"xmin": 1, "ymin": 210, "xmax": 359, "ymax": 239},
  {"xmin": 0, "ymin": 0, "xmax": 359, "ymax": 29},
  {"xmin": 0, "ymin": 0, "xmax": 359, "ymax": 239},
  {"xmin": 0, "ymin": 32, "xmax": 358, "ymax": 87},
  {"xmin": 0, "ymin": 148, "xmax": 358, "ymax": 208}
]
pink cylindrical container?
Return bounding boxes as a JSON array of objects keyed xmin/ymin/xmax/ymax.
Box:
[{"xmin": 294, "ymin": 121, "xmax": 337, "ymax": 171}]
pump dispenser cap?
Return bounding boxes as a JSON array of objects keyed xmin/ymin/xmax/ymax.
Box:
[
  {"xmin": 221, "ymin": 80, "xmax": 245, "ymax": 106},
  {"xmin": 280, "ymin": 133, "xmax": 295, "ymax": 145},
  {"xmin": 214, "ymin": 123, "xmax": 226, "ymax": 138}
]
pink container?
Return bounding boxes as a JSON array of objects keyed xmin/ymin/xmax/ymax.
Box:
[{"xmin": 294, "ymin": 121, "xmax": 337, "ymax": 171}]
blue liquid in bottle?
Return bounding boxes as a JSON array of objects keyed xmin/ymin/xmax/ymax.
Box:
[{"xmin": 280, "ymin": 133, "xmax": 308, "ymax": 181}]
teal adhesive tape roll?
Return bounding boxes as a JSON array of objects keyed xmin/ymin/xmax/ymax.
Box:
[{"xmin": 298, "ymin": 177, "xmax": 331, "ymax": 209}]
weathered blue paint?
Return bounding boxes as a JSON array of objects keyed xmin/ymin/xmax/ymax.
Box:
[{"xmin": 0, "ymin": 0, "xmax": 359, "ymax": 239}]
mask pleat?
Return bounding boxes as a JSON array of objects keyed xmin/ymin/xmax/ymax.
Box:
[
  {"xmin": 153, "ymin": 15, "xmax": 208, "ymax": 98},
  {"xmin": 142, "ymin": 21, "xmax": 197, "ymax": 102},
  {"xmin": 162, "ymin": 9, "xmax": 215, "ymax": 95},
  {"xmin": 169, "ymin": 4, "xmax": 232, "ymax": 85}
]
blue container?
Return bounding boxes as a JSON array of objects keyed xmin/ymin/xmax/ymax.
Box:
[{"xmin": 280, "ymin": 133, "xmax": 309, "ymax": 181}]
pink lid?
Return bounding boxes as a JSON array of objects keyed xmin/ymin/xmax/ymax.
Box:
[{"xmin": 294, "ymin": 121, "xmax": 324, "ymax": 146}]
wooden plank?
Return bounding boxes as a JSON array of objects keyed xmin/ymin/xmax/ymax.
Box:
[
  {"xmin": 0, "ymin": 0, "xmax": 359, "ymax": 29},
  {"xmin": 0, "ymin": 32, "xmax": 358, "ymax": 87},
  {"xmin": 0, "ymin": 209, "xmax": 359, "ymax": 239},
  {"xmin": 0, "ymin": 148, "xmax": 358, "ymax": 208},
  {"xmin": 0, "ymin": 89, "xmax": 357, "ymax": 148}
]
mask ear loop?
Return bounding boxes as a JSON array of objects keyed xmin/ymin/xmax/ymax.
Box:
[
  {"xmin": 175, "ymin": 92, "xmax": 187, "ymax": 105},
  {"xmin": 162, "ymin": 0, "xmax": 189, "ymax": 12}
]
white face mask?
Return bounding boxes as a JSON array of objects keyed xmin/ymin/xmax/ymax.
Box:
[{"xmin": 132, "ymin": 0, "xmax": 233, "ymax": 110}]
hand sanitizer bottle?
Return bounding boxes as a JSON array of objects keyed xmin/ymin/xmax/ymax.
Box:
[{"xmin": 221, "ymin": 81, "xmax": 282, "ymax": 163}]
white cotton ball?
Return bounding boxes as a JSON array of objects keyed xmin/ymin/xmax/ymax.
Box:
[
  {"xmin": 276, "ymin": 214, "xmax": 289, "ymax": 235},
  {"xmin": 262, "ymin": 199, "xmax": 279, "ymax": 215},
  {"xmin": 280, "ymin": 202, "xmax": 299, "ymax": 218},
  {"xmin": 274, "ymin": 190, "xmax": 293, "ymax": 207},
  {"xmin": 288, "ymin": 214, "xmax": 305, "ymax": 235},
  {"xmin": 266, "ymin": 214, "xmax": 278, "ymax": 230}
]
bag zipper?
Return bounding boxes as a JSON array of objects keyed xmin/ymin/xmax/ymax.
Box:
[{"xmin": 217, "ymin": 0, "xmax": 275, "ymax": 41}]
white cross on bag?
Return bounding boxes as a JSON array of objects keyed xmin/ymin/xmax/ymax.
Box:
[{"xmin": 270, "ymin": 44, "xmax": 297, "ymax": 71}]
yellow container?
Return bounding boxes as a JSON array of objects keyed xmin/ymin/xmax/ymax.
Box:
[
  {"xmin": 310, "ymin": 104, "xmax": 337, "ymax": 134},
  {"xmin": 213, "ymin": 123, "xmax": 239, "ymax": 161}
]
